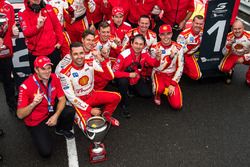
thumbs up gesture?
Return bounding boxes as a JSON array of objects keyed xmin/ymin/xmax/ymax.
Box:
[
  {"xmin": 37, "ymin": 11, "xmax": 46, "ymax": 29},
  {"xmin": 12, "ymin": 22, "xmax": 19, "ymax": 37}
]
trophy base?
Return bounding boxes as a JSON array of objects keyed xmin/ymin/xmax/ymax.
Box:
[{"xmin": 89, "ymin": 143, "xmax": 107, "ymax": 163}]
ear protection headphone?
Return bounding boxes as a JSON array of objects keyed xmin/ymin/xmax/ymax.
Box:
[{"xmin": 28, "ymin": 0, "xmax": 46, "ymax": 13}]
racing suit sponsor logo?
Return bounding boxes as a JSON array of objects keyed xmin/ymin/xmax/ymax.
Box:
[
  {"xmin": 78, "ymin": 75, "xmax": 89, "ymax": 86},
  {"xmin": 72, "ymin": 72, "xmax": 79, "ymax": 77}
]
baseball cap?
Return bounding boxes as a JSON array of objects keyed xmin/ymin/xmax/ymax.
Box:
[
  {"xmin": 34, "ymin": 56, "xmax": 53, "ymax": 68},
  {"xmin": 159, "ymin": 24, "xmax": 172, "ymax": 34},
  {"xmin": 112, "ymin": 7, "xmax": 124, "ymax": 16}
]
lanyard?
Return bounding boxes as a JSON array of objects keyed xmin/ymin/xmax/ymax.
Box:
[{"xmin": 33, "ymin": 75, "xmax": 52, "ymax": 106}]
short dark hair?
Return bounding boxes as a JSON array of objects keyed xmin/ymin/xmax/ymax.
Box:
[
  {"xmin": 70, "ymin": 42, "xmax": 83, "ymax": 51},
  {"xmin": 131, "ymin": 34, "xmax": 146, "ymax": 45},
  {"xmin": 138, "ymin": 15, "xmax": 151, "ymax": 22},
  {"xmin": 82, "ymin": 29, "xmax": 95, "ymax": 39},
  {"xmin": 98, "ymin": 21, "xmax": 110, "ymax": 30},
  {"xmin": 193, "ymin": 15, "xmax": 204, "ymax": 21}
]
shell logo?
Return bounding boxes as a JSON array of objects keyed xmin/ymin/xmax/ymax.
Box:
[{"xmin": 78, "ymin": 76, "xmax": 89, "ymax": 86}]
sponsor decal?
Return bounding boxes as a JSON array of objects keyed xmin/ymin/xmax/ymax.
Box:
[
  {"xmin": 200, "ymin": 57, "xmax": 220, "ymax": 63},
  {"xmin": 63, "ymin": 86, "xmax": 69, "ymax": 90},
  {"xmin": 72, "ymin": 72, "xmax": 79, "ymax": 77},
  {"xmin": 78, "ymin": 75, "xmax": 89, "ymax": 86}
]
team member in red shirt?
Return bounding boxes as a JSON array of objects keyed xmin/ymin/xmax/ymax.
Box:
[
  {"xmin": 101, "ymin": 0, "xmax": 130, "ymax": 21},
  {"xmin": 112, "ymin": 34, "xmax": 160, "ymax": 118},
  {"xmin": 108, "ymin": 7, "xmax": 131, "ymax": 42},
  {"xmin": 17, "ymin": 56, "xmax": 75, "ymax": 158},
  {"xmin": 219, "ymin": 20, "xmax": 250, "ymax": 85},
  {"xmin": 157, "ymin": 0, "xmax": 195, "ymax": 41},
  {"xmin": 177, "ymin": 15, "xmax": 204, "ymax": 80},
  {"xmin": 0, "ymin": 0, "xmax": 19, "ymax": 113},
  {"xmin": 19, "ymin": 0, "xmax": 64, "ymax": 72}
]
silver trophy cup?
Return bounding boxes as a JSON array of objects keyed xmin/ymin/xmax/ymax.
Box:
[{"xmin": 86, "ymin": 116, "xmax": 109, "ymax": 163}]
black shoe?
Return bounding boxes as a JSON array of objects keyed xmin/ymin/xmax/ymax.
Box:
[
  {"xmin": 55, "ymin": 129, "xmax": 74, "ymax": 140},
  {"xmin": 121, "ymin": 105, "xmax": 131, "ymax": 119},
  {"xmin": 0, "ymin": 129, "xmax": 4, "ymax": 137}
]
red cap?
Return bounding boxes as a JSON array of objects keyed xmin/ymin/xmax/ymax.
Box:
[
  {"xmin": 34, "ymin": 56, "xmax": 53, "ymax": 68},
  {"xmin": 112, "ymin": 7, "xmax": 124, "ymax": 16},
  {"xmin": 159, "ymin": 24, "xmax": 172, "ymax": 34}
]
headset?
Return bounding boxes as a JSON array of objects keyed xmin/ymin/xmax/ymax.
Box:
[{"xmin": 28, "ymin": 0, "xmax": 46, "ymax": 13}]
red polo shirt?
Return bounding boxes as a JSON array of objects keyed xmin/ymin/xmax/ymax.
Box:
[{"xmin": 17, "ymin": 73, "xmax": 64, "ymax": 126}]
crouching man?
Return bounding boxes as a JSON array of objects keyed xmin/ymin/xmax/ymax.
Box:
[{"xmin": 17, "ymin": 56, "xmax": 75, "ymax": 158}]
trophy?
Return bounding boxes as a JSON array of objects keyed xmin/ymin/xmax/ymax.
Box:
[
  {"xmin": 0, "ymin": 13, "xmax": 10, "ymax": 57},
  {"xmin": 86, "ymin": 116, "xmax": 109, "ymax": 163}
]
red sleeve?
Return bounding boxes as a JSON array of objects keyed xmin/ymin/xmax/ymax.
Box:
[
  {"xmin": 18, "ymin": 11, "xmax": 40, "ymax": 38},
  {"xmin": 112, "ymin": 54, "xmax": 130, "ymax": 78},
  {"xmin": 94, "ymin": 59, "xmax": 114, "ymax": 80},
  {"xmin": 101, "ymin": 1, "xmax": 112, "ymax": 20},
  {"xmin": 144, "ymin": 53, "xmax": 160, "ymax": 67},
  {"xmin": 17, "ymin": 84, "xmax": 30, "ymax": 109}
]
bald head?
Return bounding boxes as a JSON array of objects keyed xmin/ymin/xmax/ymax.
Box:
[{"xmin": 232, "ymin": 20, "xmax": 244, "ymax": 37}]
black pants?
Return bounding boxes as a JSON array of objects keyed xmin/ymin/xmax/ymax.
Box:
[
  {"xmin": 0, "ymin": 57, "xmax": 16, "ymax": 109},
  {"xmin": 26, "ymin": 105, "xmax": 75, "ymax": 158},
  {"xmin": 28, "ymin": 48, "xmax": 61, "ymax": 73},
  {"xmin": 117, "ymin": 77, "xmax": 152, "ymax": 107}
]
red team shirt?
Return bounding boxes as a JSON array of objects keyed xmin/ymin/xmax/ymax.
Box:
[{"xmin": 17, "ymin": 74, "xmax": 65, "ymax": 126}]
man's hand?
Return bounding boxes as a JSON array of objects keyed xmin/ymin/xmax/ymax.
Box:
[
  {"xmin": 37, "ymin": 11, "xmax": 47, "ymax": 29},
  {"xmin": 114, "ymin": 34, "xmax": 122, "ymax": 46},
  {"xmin": 12, "ymin": 22, "xmax": 19, "ymax": 37},
  {"xmin": 155, "ymin": 46, "xmax": 162, "ymax": 60},
  {"xmin": 92, "ymin": 50, "xmax": 104, "ymax": 62},
  {"xmin": 129, "ymin": 72, "xmax": 137, "ymax": 78},
  {"xmin": 32, "ymin": 89, "xmax": 44, "ymax": 106},
  {"xmin": 89, "ymin": 21, "xmax": 96, "ymax": 32},
  {"xmin": 178, "ymin": 20, "xmax": 186, "ymax": 30},
  {"xmin": 46, "ymin": 114, "xmax": 59, "ymax": 126},
  {"xmin": 91, "ymin": 108, "xmax": 102, "ymax": 116},
  {"xmin": 168, "ymin": 85, "xmax": 175, "ymax": 96}
]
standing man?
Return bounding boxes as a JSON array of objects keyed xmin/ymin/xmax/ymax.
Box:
[
  {"xmin": 219, "ymin": 20, "xmax": 250, "ymax": 85},
  {"xmin": 177, "ymin": 15, "xmax": 204, "ymax": 80},
  {"xmin": 19, "ymin": 0, "xmax": 64, "ymax": 72},
  {"xmin": 58, "ymin": 39, "xmax": 121, "ymax": 132},
  {"xmin": 151, "ymin": 25, "xmax": 184, "ymax": 109},
  {"xmin": 112, "ymin": 34, "xmax": 160, "ymax": 118},
  {"xmin": 17, "ymin": 56, "xmax": 75, "ymax": 158},
  {"xmin": 0, "ymin": 0, "xmax": 19, "ymax": 113},
  {"xmin": 156, "ymin": 0, "xmax": 195, "ymax": 41},
  {"xmin": 108, "ymin": 7, "xmax": 131, "ymax": 42}
]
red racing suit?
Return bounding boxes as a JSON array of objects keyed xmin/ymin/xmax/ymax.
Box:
[
  {"xmin": 45, "ymin": 0, "xmax": 71, "ymax": 57},
  {"xmin": 177, "ymin": 27, "xmax": 203, "ymax": 80},
  {"xmin": 55, "ymin": 52, "xmax": 114, "ymax": 90},
  {"xmin": 122, "ymin": 27, "xmax": 157, "ymax": 78},
  {"xmin": 59, "ymin": 54, "xmax": 120, "ymax": 131},
  {"xmin": 112, "ymin": 48, "xmax": 160, "ymax": 85},
  {"xmin": 151, "ymin": 42, "xmax": 184, "ymax": 109},
  {"xmin": 64, "ymin": 0, "xmax": 90, "ymax": 42},
  {"xmin": 219, "ymin": 31, "xmax": 250, "ymax": 84},
  {"xmin": 108, "ymin": 20, "xmax": 132, "ymax": 42},
  {"xmin": 94, "ymin": 35, "xmax": 122, "ymax": 62},
  {"xmin": 18, "ymin": 3, "xmax": 64, "ymax": 56}
]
